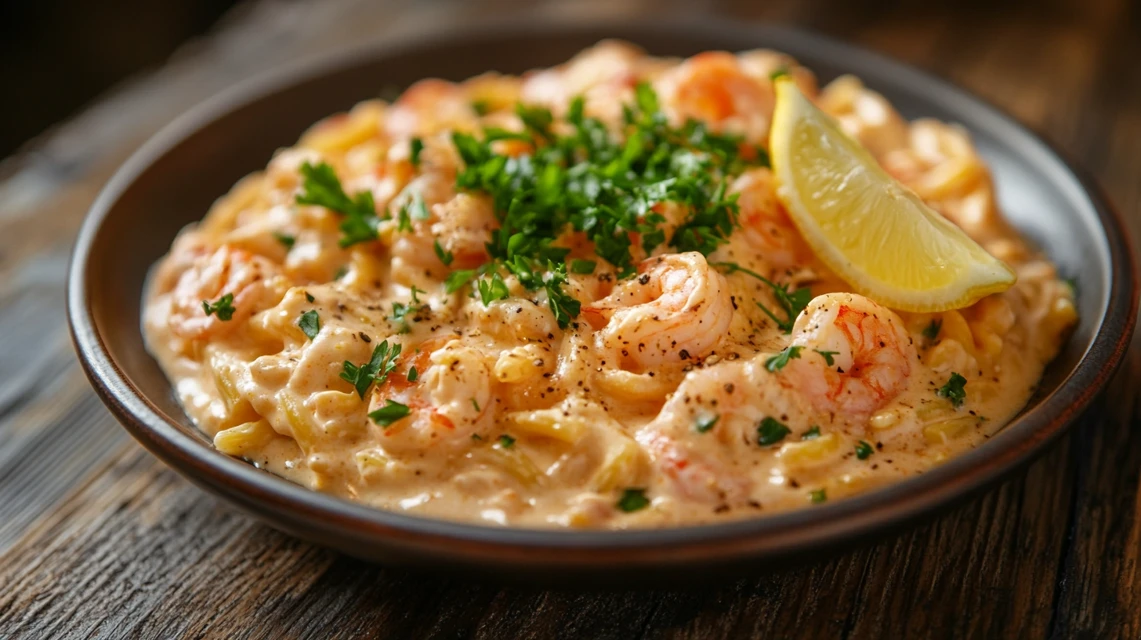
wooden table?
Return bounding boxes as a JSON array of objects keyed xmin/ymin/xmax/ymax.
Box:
[{"xmin": 1, "ymin": 0, "xmax": 1138, "ymax": 637}]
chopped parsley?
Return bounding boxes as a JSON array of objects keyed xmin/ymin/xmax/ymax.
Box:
[
  {"xmin": 617, "ymin": 488, "xmax": 650, "ymax": 513},
  {"xmin": 770, "ymin": 66, "xmax": 790, "ymax": 82},
  {"xmin": 444, "ymin": 269, "xmax": 478, "ymax": 294},
  {"xmin": 305, "ymin": 292, "xmax": 315, "ymax": 303},
  {"xmin": 478, "ymin": 272, "xmax": 510, "ymax": 305},
  {"xmin": 297, "ymin": 310, "xmax": 320, "ymax": 340},
  {"xmin": 434, "ymin": 239, "xmax": 455, "ymax": 266},
  {"xmin": 922, "ymin": 319, "xmax": 943, "ymax": 341},
  {"xmin": 764, "ymin": 345, "xmax": 803, "ymax": 372},
  {"xmin": 448, "ymin": 83, "xmax": 763, "ymax": 328},
  {"xmin": 802, "ymin": 425, "xmax": 821, "ymax": 440},
  {"xmin": 810, "ymin": 489, "xmax": 827, "ymax": 504},
  {"xmin": 757, "ymin": 417, "xmax": 791, "ymax": 446},
  {"xmin": 409, "ymin": 137, "xmax": 424, "ymax": 168},
  {"xmin": 855, "ymin": 440, "xmax": 874, "ymax": 460},
  {"xmin": 472, "ymin": 398, "xmax": 483, "ymax": 412},
  {"xmin": 712, "ymin": 262, "xmax": 810, "ymax": 333},
  {"xmin": 273, "ymin": 232, "xmax": 296, "ymax": 249},
  {"xmin": 296, "ymin": 161, "xmax": 381, "ymax": 248},
  {"xmin": 814, "ymin": 349, "xmax": 839, "ymax": 366},
  {"xmin": 471, "ymin": 99, "xmax": 491, "ymax": 116},
  {"xmin": 340, "ymin": 340, "xmax": 402, "ymax": 399},
  {"xmin": 368, "ymin": 400, "xmax": 411, "ymax": 426},
  {"xmin": 407, "ymin": 366, "xmax": 418, "ymax": 382},
  {"xmin": 695, "ymin": 414, "xmax": 720, "ymax": 433},
  {"xmin": 496, "ymin": 434, "xmax": 514, "ymax": 448},
  {"xmin": 936, "ymin": 372, "xmax": 968, "ymax": 408},
  {"xmin": 570, "ymin": 259, "xmax": 597, "ymax": 275},
  {"xmin": 202, "ymin": 293, "xmax": 235, "ymax": 321}
]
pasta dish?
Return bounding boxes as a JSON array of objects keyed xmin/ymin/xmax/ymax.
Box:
[{"xmin": 144, "ymin": 43, "xmax": 1076, "ymax": 528}]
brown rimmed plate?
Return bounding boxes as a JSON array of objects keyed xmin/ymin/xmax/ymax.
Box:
[{"xmin": 67, "ymin": 16, "xmax": 1137, "ymax": 583}]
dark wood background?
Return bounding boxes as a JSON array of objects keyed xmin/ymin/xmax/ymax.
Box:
[{"xmin": 1, "ymin": 0, "xmax": 1138, "ymax": 637}]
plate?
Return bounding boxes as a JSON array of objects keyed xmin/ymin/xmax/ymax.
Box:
[{"xmin": 67, "ymin": 16, "xmax": 1137, "ymax": 582}]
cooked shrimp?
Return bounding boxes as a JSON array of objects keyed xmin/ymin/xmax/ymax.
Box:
[
  {"xmin": 729, "ymin": 168, "xmax": 811, "ymax": 270},
  {"xmin": 780, "ymin": 293, "xmax": 916, "ymax": 417},
  {"xmin": 368, "ymin": 338, "xmax": 492, "ymax": 456},
  {"xmin": 384, "ymin": 79, "xmax": 479, "ymax": 139},
  {"xmin": 168, "ymin": 245, "xmax": 286, "ymax": 340},
  {"xmin": 583, "ymin": 252, "xmax": 732, "ymax": 370},
  {"xmin": 429, "ymin": 193, "xmax": 497, "ymax": 270},
  {"xmin": 657, "ymin": 52, "xmax": 772, "ymax": 141}
]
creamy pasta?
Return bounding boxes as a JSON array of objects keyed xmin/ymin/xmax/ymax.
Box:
[{"xmin": 144, "ymin": 42, "xmax": 1077, "ymax": 528}]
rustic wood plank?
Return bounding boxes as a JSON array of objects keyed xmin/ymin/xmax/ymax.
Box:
[{"xmin": 0, "ymin": 0, "xmax": 1137, "ymax": 638}]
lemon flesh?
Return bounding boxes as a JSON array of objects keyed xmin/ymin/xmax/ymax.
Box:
[{"xmin": 768, "ymin": 80, "xmax": 1015, "ymax": 312}]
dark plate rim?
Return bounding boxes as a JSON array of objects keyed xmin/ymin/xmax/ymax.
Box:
[{"xmin": 68, "ymin": 15, "xmax": 1137, "ymax": 567}]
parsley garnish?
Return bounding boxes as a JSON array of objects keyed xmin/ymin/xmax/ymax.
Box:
[
  {"xmin": 305, "ymin": 292, "xmax": 315, "ymax": 303},
  {"xmin": 471, "ymin": 99, "xmax": 491, "ymax": 116},
  {"xmin": 802, "ymin": 425, "xmax": 821, "ymax": 440},
  {"xmin": 296, "ymin": 161, "xmax": 380, "ymax": 248},
  {"xmin": 409, "ymin": 137, "xmax": 424, "ymax": 168},
  {"xmin": 936, "ymin": 372, "xmax": 968, "ymax": 408},
  {"xmin": 855, "ymin": 440, "xmax": 874, "ymax": 460},
  {"xmin": 448, "ymin": 83, "xmax": 763, "ymax": 329},
  {"xmin": 757, "ymin": 417, "xmax": 791, "ymax": 446},
  {"xmin": 712, "ymin": 262, "xmax": 810, "ymax": 333},
  {"xmin": 407, "ymin": 366, "xmax": 418, "ymax": 382},
  {"xmin": 814, "ymin": 349, "xmax": 839, "ymax": 366},
  {"xmin": 617, "ymin": 488, "xmax": 650, "ymax": 513},
  {"xmin": 478, "ymin": 272, "xmax": 510, "ymax": 305},
  {"xmin": 434, "ymin": 239, "xmax": 454, "ymax": 266},
  {"xmin": 273, "ymin": 232, "xmax": 295, "ymax": 249},
  {"xmin": 202, "ymin": 293, "xmax": 235, "ymax": 321},
  {"xmin": 695, "ymin": 414, "xmax": 719, "ymax": 433},
  {"xmin": 770, "ymin": 66, "xmax": 790, "ymax": 82},
  {"xmin": 570, "ymin": 259, "xmax": 597, "ymax": 275},
  {"xmin": 340, "ymin": 340, "xmax": 402, "ymax": 399},
  {"xmin": 810, "ymin": 489, "xmax": 827, "ymax": 504},
  {"xmin": 369, "ymin": 400, "xmax": 411, "ymax": 426},
  {"xmin": 765, "ymin": 345, "xmax": 803, "ymax": 372},
  {"xmin": 297, "ymin": 310, "xmax": 320, "ymax": 340},
  {"xmin": 445, "ymin": 269, "xmax": 478, "ymax": 294},
  {"xmin": 496, "ymin": 434, "xmax": 514, "ymax": 448},
  {"xmin": 922, "ymin": 319, "xmax": 942, "ymax": 341}
]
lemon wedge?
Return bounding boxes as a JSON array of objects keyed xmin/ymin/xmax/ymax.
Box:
[{"xmin": 768, "ymin": 79, "xmax": 1015, "ymax": 312}]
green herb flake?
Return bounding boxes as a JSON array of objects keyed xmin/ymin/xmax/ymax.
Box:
[
  {"xmin": 713, "ymin": 262, "xmax": 809, "ymax": 333},
  {"xmin": 471, "ymin": 99, "xmax": 491, "ymax": 116},
  {"xmin": 334, "ymin": 265, "xmax": 348, "ymax": 280},
  {"xmin": 764, "ymin": 345, "xmax": 803, "ymax": 372},
  {"xmin": 617, "ymin": 488, "xmax": 651, "ymax": 513},
  {"xmin": 810, "ymin": 489, "xmax": 827, "ymax": 504},
  {"xmin": 473, "ymin": 398, "xmax": 483, "ymax": 413},
  {"xmin": 406, "ymin": 366, "xmax": 419, "ymax": 382},
  {"xmin": 478, "ymin": 272, "xmax": 510, "ymax": 305},
  {"xmin": 770, "ymin": 66, "xmax": 790, "ymax": 82},
  {"xmin": 434, "ymin": 239, "xmax": 455, "ymax": 266},
  {"xmin": 297, "ymin": 310, "xmax": 320, "ymax": 340},
  {"xmin": 695, "ymin": 414, "xmax": 719, "ymax": 433},
  {"xmin": 936, "ymin": 372, "xmax": 968, "ymax": 408},
  {"xmin": 471, "ymin": 434, "xmax": 485, "ymax": 442},
  {"xmin": 814, "ymin": 349, "xmax": 839, "ymax": 366},
  {"xmin": 305, "ymin": 292, "xmax": 315, "ymax": 303},
  {"xmin": 801, "ymin": 425, "xmax": 821, "ymax": 441},
  {"xmin": 202, "ymin": 293, "xmax": 236, "ymax": 321},
  {"xmin": 445, "ymin": 269, "xmax": 478, "ymax": 294},
  {"xmin": 757, "ymin": 417, "xmax": 791, "ymax": 446},
  {"xmin": 923, "ymin": 319, "xmax": 943, "ymax": 341},
  {"xmin": 340, "ymin": 340, "xmax": 402, "ymax": 399},
  {"xmin": 409, "ymin": 137, "xmax": 424, "ymax": 168},
  {"xmin": 296, "ymin": 161, "xmax": 380, "ymax": 247},
  {"xmin": 368, "ymin": 400, "xmax": 411, "ymax": 427},
  {"xmin": 273, "ymin": 232, "xmax": 296, "ymax": 249},
  {"xmin": 570, "ymin": 259, "xmax": 597, "ymax": 275},
  {"xmin": 855, "ymin": 440, "xmax": 874, "ymax": 460},
  {"xmin": 496, "ymin": 434, "xmax": 514, "ymax": 448}
]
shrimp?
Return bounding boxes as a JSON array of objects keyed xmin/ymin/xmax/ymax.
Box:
[
  {"xmin": 729, "ymin": 168, "xmax": 812, "ymax": 270},
  {"xmin": 657, "ymin": 52, "xmax": 772, "ymax": 141},
  {"xmin": 582, "ymin": 252, "xmax": 733, "ymax": 370},
  {"xmin": 429, "ymin": 193, "xmax": 497, "ymax": 270},
  {"xmin": 167, "ymin": 245, "xmax": 286, "ymax": 340},
  {"xmin": 781, "ymin": 293, "xmax": 916, "ymax": 417},
  {"xmin": 384, "ymin": 79, "xmax": 479, "ymax": 139},
  {"xmin": 634, "ymin": 359, "xmax": 784, "ymax": 504},
  {"xmin": 367, "ymin": 338, "xmax": 492, "ymax": 456}
]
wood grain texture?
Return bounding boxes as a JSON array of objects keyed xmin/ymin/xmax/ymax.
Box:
[{"xmin": 0, "ymin": 0, "xmax": 1138, "ymax": 638}]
